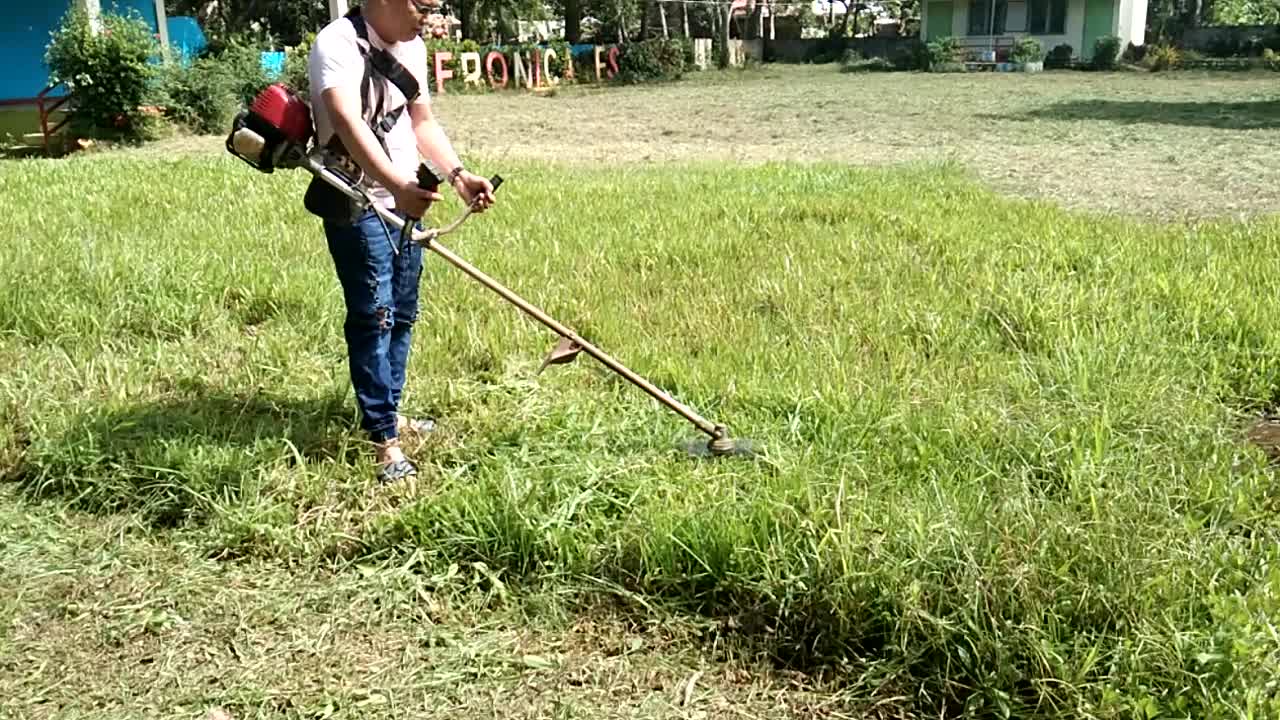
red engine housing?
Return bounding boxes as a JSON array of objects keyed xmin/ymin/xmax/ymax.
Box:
[
  {"xmin": 226, "ymin": 83, "xmax": 314, "ymax": 173},
  {"xmin": 250, "ymin": 84, "xmax": 313, "ymax": 144}
]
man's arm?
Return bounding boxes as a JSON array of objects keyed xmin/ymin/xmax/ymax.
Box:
[
  {"xmin": 410, "ymin": 100, "xmax": 495, "ymax": 211},
  {"xmin": 409, "ymin": 100, "xmax": 464, "ymax": 182},
  {"xmin": 323, "ymin": 85, "xmax": 406, "ymax": 192}
]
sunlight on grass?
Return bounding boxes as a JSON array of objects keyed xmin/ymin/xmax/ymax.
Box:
[{"xmin": 2, "ymin": 151, "xmax": 1279, "ymax": 717}]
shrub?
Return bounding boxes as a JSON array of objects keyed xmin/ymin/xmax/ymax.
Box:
[
  {"xmin": 142, "ymin": 36, "xmax": 274, "ymax": 136},
  {"xmin": 153, "ymin": 56, "xmax": 241, "ymax": 134},
  {"xmin": 200, "ymin": 37, "xmax": 272, "ymax": 108},
  {"xmin": 1046, "ymin": 43, "xmax": 1073, "ymax": 67},
  {"xmin": 45, "ymin": 7, "xmax": 162, "ymax": 138},
  {"xmin": 616, "ymin": 38, "xmax": 685, "ymax": 83},
  {"xmin": 1265, "ymin": 48, "xmax": 1280, "ymax": 70},
  {"xmin": 1121, "ymin": 42, "xmax": 1147, "ymax": 64},
  {"xmin": 925, "ymin": 37, "xmax": 964, "ymax": 70},
  {"xmin": 1010, "ymin": 37, "xmax": 1043, "ymax": 64},
  {"xmin": 1143, "ymin": 43, "xmax": 1181, "ymax": 71},
  {"xmin": 282, "ymin": 33, "xmax": 315, "ymax": 96},
  {"xmin": 1092, "ymin": 34, "xmax": 1122, "ymax": 69}
]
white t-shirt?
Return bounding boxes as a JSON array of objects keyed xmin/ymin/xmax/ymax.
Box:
[{"xmin": 307, "ymin": 15, "xmax": 429, "ymax": 209}]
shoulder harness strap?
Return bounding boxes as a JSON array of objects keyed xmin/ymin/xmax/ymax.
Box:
[{"xmin": 345, "ymin": 8, "xmax": 421, "ymax": 145}]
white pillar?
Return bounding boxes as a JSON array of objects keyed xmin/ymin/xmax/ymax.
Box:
[
  {"xmin": 329, "ymin": 0, "xmax": 350, "ymax": 21},
  {"xmin": 79, "ymin": 0, "xmax": 102, "ymax": 34},
  {"xmin": 153, "ymin": 0, "xmax": 170, "ymax": 49}
]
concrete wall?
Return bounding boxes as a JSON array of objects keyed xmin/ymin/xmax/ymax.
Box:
[
  {"xmin": 0, "ymin": 0, "xmax": 164, "ymax": 103},
  {"xmin": 1181, "ymin": 24, "xmax": 1280, "ymax": 53},
  {"xmin": 766, "ymin": 36, "xmax": 921, "ymax": 62},
  {"xmin": 0, "ymin": 2, "xmax": 75, "ymax": 101},
  {"xmin": 1116, "ymin": 0, "xmax": 1147, "ymax": 48}
]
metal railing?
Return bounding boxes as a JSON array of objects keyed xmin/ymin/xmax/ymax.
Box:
[{"xmin": 36, "ymin": 82, "xmax": 73, "ymax": 155}]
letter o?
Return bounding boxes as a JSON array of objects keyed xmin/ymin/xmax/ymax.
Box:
[{"xmin": 485, "ymin": 51, "xmax": 509, "ymax": 89}]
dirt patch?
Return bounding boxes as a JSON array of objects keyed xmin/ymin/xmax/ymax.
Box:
[{"xmin": 1247, "ymin": 417, "xmax": 1280, "ymax": 462}]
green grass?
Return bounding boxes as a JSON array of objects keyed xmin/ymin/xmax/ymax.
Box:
[{"xmin": 3, "ymin": 146, "xmax": 1279, "ymax": 718}]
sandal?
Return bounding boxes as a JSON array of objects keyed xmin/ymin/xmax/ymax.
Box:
[{"xmin": 376, "ymin": 458, "xmax": 418, "ymax": 484}]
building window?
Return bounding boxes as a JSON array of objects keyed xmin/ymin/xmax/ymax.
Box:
[
  {"xmin": 968, "ymin": 0, "xmax": 1008, "ymax": 34},
  {"xmin": 1027, "ymin": 0, "xmax": 1066, "ymax": 33}
]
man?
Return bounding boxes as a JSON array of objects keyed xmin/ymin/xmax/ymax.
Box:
[{"xmin": 308, "ymin": 0, "xmax": 495, "ymax": 483}]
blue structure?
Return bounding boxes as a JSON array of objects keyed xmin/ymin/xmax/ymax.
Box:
[{"xmin": 0, "ymin": 1, "xmax": 164, "ymax": 104}]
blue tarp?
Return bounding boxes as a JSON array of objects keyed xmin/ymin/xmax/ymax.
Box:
[{"xmin": 166, "ymin": 16, "xmax": 207, "ymax": 63}]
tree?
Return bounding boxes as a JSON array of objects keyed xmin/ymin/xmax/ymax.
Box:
[{"xmin": 165, "ymin": 0, "xmax": 328, "ymax": 46}]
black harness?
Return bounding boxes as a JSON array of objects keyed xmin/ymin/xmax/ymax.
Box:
[
  {"xmin": 346, "ymin": 7, "xmax": 420, "ymax": 156},
  {"xmin": 304, "ymin": 8, "xmax": 422, "ymax": 224}
]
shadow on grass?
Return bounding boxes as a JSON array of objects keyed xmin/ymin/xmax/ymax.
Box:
[
  {"xmin": 8, "ymin": 379, "xmax": 362, "ymax": 526},
  {"xmin": 988, "ymin": 98, "xmax": 1280, "ymax": 130}
]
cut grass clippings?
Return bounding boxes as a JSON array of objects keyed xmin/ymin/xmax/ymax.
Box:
[{"xmin": 2, "ymin": 150, "xmax": 1279, "ymax": 718}]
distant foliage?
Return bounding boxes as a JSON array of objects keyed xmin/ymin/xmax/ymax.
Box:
[
  {"xmin": 1010, "ymin": 37, "xmax": 1043, "ymax": 64},
  {"xmin": 1143, "ymin": 43, "xmax": 1182, "ymax": 71},
  {"xmin": 926, "ymin": 36, "xmax": 965, "ymax": 71},
  {"xmin": 1092, "ymin": 35, "xmax": 1122, "ymax": 69},
  {"xmin": 45, "ymin": 7, "xmax": 162, "ymax": 138},
  {"xmin": 616, "ymin": 38, "xmax": 686, "ymax": 83}
]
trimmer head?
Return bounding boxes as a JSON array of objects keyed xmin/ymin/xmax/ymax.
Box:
[{"xmin": 679, "ymin": 426, "xmax": 763, "ymax": 460}]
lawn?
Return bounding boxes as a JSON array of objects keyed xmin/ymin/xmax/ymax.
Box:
[{"xmin": 3, "ymin": 66, "xmax": 1280, "ymax": 719}]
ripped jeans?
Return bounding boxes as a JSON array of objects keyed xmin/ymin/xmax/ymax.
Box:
[{"xmin": 324, "ymin": 207, "xmax": 424, "ymax": 443}]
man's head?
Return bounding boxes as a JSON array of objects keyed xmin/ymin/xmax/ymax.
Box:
[{"xmin": 364, "ymin": 0, "xmax": 438, "ymax": 42}]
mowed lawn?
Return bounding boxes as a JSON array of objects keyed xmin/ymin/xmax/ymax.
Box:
[
  {"xmin": 137, "ymin": 63, "xmax": 1280, "ymax": 218},
  {"xmin": 2, "ymin": 67, "xmax": 1280, "ymax": 719}
]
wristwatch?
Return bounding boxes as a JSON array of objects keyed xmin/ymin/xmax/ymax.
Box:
[{"xmin": 448, "ymin": 165, "xmax": 466, "ymax": 184}]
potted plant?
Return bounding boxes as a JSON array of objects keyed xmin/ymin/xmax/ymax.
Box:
[{"xmin": 1010, "ymin": 36, "xmax": 1044, "ymax": 72}]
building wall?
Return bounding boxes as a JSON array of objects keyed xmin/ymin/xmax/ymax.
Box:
[
  {"xmin": 0, "ymin": 2, "xmax": 75, "ymax": 102},
  {"xmin": 0, "ymin": 0, "xmax": 161, "ymax": 103},
  {"xmin": 921, "ymin": 0, "xmax": 1095, "ymax": 58}
]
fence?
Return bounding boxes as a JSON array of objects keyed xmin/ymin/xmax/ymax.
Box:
[
  {"xmin": 1179, "ymin": 24, "xmax": 1280, "ymax": 55},
  {"xmin": 765, "ymin": 36, "xmax": 921, "ymax": 63}
]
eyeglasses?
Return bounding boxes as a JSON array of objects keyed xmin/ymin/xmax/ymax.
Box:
[{"xmin": 409, "ymin": 0, "xmax": 437, "ymax": 13}]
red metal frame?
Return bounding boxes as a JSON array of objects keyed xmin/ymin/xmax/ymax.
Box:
[{"xmin": 36, "ymin": 83, "xmax": 72, "ymax": 154}]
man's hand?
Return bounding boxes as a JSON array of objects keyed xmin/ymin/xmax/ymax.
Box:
[
  {"xmin": 452, "ymin": 171, "xmax": 496, "ymax": 213},
  {"xmin": 393, "ymin": 175, "xmax": 443, "ymax": 218}
]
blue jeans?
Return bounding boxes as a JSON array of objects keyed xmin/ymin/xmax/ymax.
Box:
[{"xmin": 324, "ymin": 208, "xmax": 424, "ymax": 443}]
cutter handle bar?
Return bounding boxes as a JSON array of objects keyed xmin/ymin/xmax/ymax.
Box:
[{"xmin": 302, "ymin": 154, "xmax": 725, "ymax": 441}]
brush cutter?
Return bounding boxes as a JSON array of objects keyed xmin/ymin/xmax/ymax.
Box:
[{"xmin": 225, "ymin": 84, "xmax": 759, "ymax": 459}]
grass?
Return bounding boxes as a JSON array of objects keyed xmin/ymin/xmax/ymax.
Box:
[
  {"xmin": 140, "ymin": 64, "xmax": 1280, "ymax": 219},
  {"xmin": 3, "ymin": 66, "xmax": 1280, "ymax": 717}
]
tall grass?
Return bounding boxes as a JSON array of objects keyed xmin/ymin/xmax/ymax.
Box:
[{"xmin": 2, "ymin": 152, "xmax": 1278, "ymax": 717}]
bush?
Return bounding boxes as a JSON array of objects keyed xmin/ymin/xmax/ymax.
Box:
[
  {"xmin": 1142, "ymin": 43, "xmax": 1181, "ymax": 71},
  {"xmin": 1046, "ymin": 43, "xmax": 1074, "ymax": 67},
  {"xmin": 1121, "ymin": 42, "xmax": 1147, "ymax": 64},
  {"xmin": 201, "ymin": 37, "xmax": 273, "ymax": 108},
  {"xmin": 1265, "ymin": 48, "xmax": 1280, "ymax": 70},
  {"xmin": 1010, "ymin": 37, "xmax": 1043, "ymax": 64},
  {"xmin": 1092, "ymin": 34, "xmax": 1122, "ymax": 69},
  {"xmin": 282, "ymin": 33, "xmax": 315, "ymax": 96},
  {"xmin": 153, "ymin": 56, "xmax": 241, "ymax": 134},
  {"xmin": 925, "ymin": 36, "xmax": 964, "ymax": 70},
  {"xmin": 148, "ymin": 38, "xmax": 272, "ymax": 135},
  {"xmin": 45, "ymin": 7, "xmax": 162, "ymax": 138},
  {"xmin": 615, "ymin": 38, "xmax": 685, "ymax": 83}
]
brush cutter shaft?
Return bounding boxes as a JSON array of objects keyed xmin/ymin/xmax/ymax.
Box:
[
  {"xmin": 424, "ymin": 241, "xmax": 723, "ymax": 440},
  {"xmin": 303, "ymin": 154, "xmax": 724, "ymax": 441}
]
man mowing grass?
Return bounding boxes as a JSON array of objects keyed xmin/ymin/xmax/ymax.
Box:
[{"xmin": 308, "ymin": 0, "xmax": 496, "ymax": 483}]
